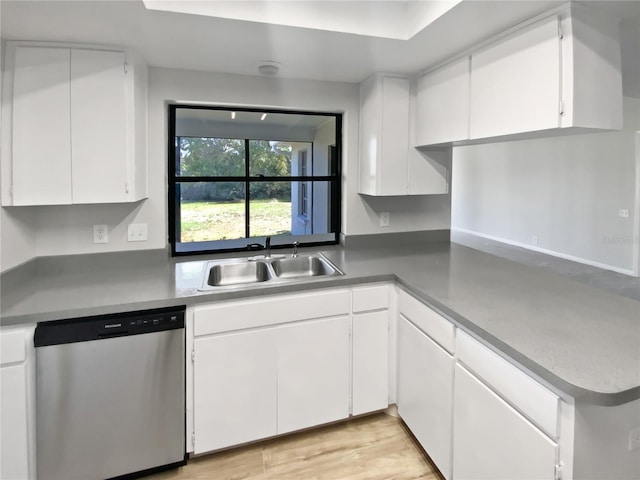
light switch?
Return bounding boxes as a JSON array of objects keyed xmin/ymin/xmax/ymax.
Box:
[{"xmin": 127, "ymin": 223, "xmax": 148, "ymax": 242}]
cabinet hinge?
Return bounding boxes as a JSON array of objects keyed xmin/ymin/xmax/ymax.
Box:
[
  {"xmin": 124, "ymin": 61, "xmax": 128, "ymax": 74},
  {"xmin": 191, "ymin": 432, "xmax": 195, "ymax": 448},
  {"xmin": 554, "ymin": 463, "xmax": 563, "ymax": 480},
  {"xmin": 125, "ymin": 182, "xmax": 129, "ymax": 194},
  {"xmin": 558, "ymin": 22, "xmax": 564, "ymax": 40},
  {"xmin": 9, "ymin": 185, "xmax": 13, "ymax": 200},
  {"xmin": 559, "ymin": 100, "xmax": 565, "ymax": 116},
  {"xmin": 191, "ymin": 349, "xmax": 195, "ymax": 362}
]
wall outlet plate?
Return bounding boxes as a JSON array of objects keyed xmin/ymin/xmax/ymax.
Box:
[
  {"xmin": 618, "ymin": 209, "xmax": 630, "ymax": 218},
  {"xmin": 93, "ymin": 225, "xmax": 108, "ymax": 244},
  {"xmin": 127, "ymin": 223, "xmax": 148, "ymax": 242},
  {"xmin": 380, "ymin": 212, "xmax": 390, "ymax": 227}
]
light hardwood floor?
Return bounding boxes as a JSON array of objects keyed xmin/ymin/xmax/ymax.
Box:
[{"xmin": 147, "ymin": 413, "xmax": 442, "ymax": 480}]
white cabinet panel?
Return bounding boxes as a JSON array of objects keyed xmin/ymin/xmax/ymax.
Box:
[
  {"xmin": 359, "ymin": 74, "xmax": 410, "ymax": 196},
  {"xmin": 352, "ymin": 284, "xmax": 390, "ymax": 313},
  {"xmin": 352, "ymin": 311, "xmax": 389, "ymax": 415},
  {"xmin": 0, "ymin": 364, "xmax": 30, "ymax": 480},
  {"xmin": 398, "ymin": 289, "xmax": 455, "ymax": 353},
  {"xmin": 453, "ymin": 364, "xmax": 558, "ymax": 480},
  {"xmin": 416, "ymin": 57, "xmax": 470, "ymax": 146},
  {"xmin": 193, "ymin": 329, "xmax": 277, "ymax": 453},
  {"xmin": 397, "ymin": 317, "xmax": 453, "ymax": 480},
  {"xmin": 469, "ymin": 16, "xmax": 561, "ymax": 139},
  {"xmin": 194, "ymin": 289, "xmax": 350, "ymax": 336},
  {"xmin": 0, "ymin": 327, "xmax": 34, "ymax": 480},
  {"xmin": 71, "ymin": 49, "xmax": 128, "ymax": 203},
  {"xmin": 277, "ymin": 316, "xmax": 350, "ymax": 434},
  {"xmin": 456, "ymin": 330, "xmax": 559, "ymax": 438},
  {"xmin": 11, "ymin": 46, "xmax": 72, "ymax": 205}
]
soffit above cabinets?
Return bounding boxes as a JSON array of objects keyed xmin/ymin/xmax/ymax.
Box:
[{"xmin": 1, "ymin": 1, "xmax": 637, "ymax": 83}]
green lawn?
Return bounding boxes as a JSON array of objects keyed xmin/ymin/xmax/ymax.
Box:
[{"xmin": 181, "ymin": 200, "xmax": 292, "ymax": 242}]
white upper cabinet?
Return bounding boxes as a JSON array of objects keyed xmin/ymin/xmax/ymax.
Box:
[
  {"xmin": 70, "ymin": 49, "xmax": 130, "ymax": 204},
  {"xmin": 359, "ymin": 74, "xmax": 410, "ymax": 196},
  {"xmin": 414, "ymin": 5, "xmax": 622, "ymax": 147},
  {"xmin": 10, "ymin": 46, "xmax": 73, "ymax": 205},
  {"xmin": 469, "ymin": 16, "xmax": 562, "ymax": 139},
  {"xmin": 2, "ymin": 42, "xmax": 148, "ymax": 206},
  {"xmin": 415, "ymin": 57, "xmax": 470, "ymax": 146},
  {"xmin": 359, "ymin": 74, "xmax": 449, "ymax": 196}
]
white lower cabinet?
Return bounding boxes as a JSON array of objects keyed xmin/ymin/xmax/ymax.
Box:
[
  {"xmin": 452, "ymin": 363, "xmax": 558, "ymax": 480},
  {"xmin": 193, "ymin": 328, "xmax": 277, "ymax": 454},
  {"xmin": 397, "ymin": 316, "xmax": 453, "ymax": 480},
  {"xmin": 277, "ymin": 316, "xmax": 350, "ymax": 434},
  {"xmin": 190, "ymin": 286, "xmax": 388, "ymax": 455},
  {"xmin": 352, "ymin": 310, "xmax": 389, "ymax": 415},
  {"xmin": 0, "ymin": 326, "xmax": 36, "ymax": 480},
  {"xmin": 352, "ymin": 284, "xmax": 390, "ymax": 416}
]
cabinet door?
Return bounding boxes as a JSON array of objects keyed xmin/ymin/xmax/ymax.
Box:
[
  {"xmin": 193, "ymin": 329, "xmax": 277, "ymax": 454},
  {"xmin": 0, "ymin": 328, "xmax": 31, "ymax": 480},
  {"xmin": 71, "ymin": 49, "xmax": 129, "ymax": 203},
  {"xmin": 12, "ymin": 46, "xmax": 72, "ymax": 205},
  {"xmin": 453, "ymin": 364, "xmax": 558, "ymax": 480},
  {"xmin": 397, "ymin": 317, "xmax": 453, "ymax": 480},
  {"xmin": 352, "ymin": 311, "xmax": 388, "ymax": 415},
  {"xmin": 358, "ymin": 75, "xmax": 409, "ymax": 196},
  {"xmin": 277, "ymin": 316, "xmax": 350, "ymax": 434},
  {"xmin": 470, "ymin": 16, "xmax": 560, "ymax": 139},
  {"xmin": 0, "ymin": 364, "xmax": 30, "ymax": 480},
  {"xmin": 416, "ymin": 57, "xmax": 470, "ymax": 146}
]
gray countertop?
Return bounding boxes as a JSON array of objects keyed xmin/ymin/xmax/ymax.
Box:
[{"xmin": 1, "ymin": 241, "xmax": 638, "ymax": 406}]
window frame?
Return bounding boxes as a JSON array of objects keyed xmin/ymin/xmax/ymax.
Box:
[{"xmin": 167, "ymin": 104, "xmax": 342, "ymax": 257}]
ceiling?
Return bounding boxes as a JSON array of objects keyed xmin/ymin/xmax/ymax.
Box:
[{"xmin": 1, "ymin": 0, "xmax": 638, "ymax": 83}]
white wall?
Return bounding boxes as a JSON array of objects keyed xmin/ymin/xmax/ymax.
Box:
[
  {"xmin": 0, "ymin": 67, "xmax": 450, "ymax": 271},
  {"xmin": 452, "ymin": 97, "xmax": 640, "ymax": 275}
]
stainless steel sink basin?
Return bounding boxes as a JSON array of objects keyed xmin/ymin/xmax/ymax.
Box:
[
  {"xmin": 270, "ymin": 255, "xmax": 338, "ymax": 278},
  {"xmin": 199, "ymin": 253, "xmax": 342, "ymax": 290},
  {"xmin": 206, "ymin": 261, "xmax": 272, "ymax": 287}
]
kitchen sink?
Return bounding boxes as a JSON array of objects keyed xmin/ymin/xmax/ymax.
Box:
[
  {"xmin": 206, "ymin": 261, "xmax": 273, "ymax": 287},
  {"xmin": 270, "ymin": 255, "xmax": 338, "ymax": 278},
  {"xmin": 200, "ymin": 253, "xmax": 342, "ymax": 290}
]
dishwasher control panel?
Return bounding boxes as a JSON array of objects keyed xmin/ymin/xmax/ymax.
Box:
[{"xmin": 34, "ymin": 306, "xmax": 186, "ymax": 347}]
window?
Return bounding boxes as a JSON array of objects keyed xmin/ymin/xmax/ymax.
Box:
[
  {"xmin": 168, "ymin": 106, "xmax": 342, "ymax": 255},
  {"xmin": 298, "ymin": 150, "xmax": 309, "ymax": 218}
]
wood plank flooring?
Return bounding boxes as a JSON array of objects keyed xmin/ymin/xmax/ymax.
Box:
[{"xmin": 146, "ymin": 413, "xmax": 442, "ymax": 480}]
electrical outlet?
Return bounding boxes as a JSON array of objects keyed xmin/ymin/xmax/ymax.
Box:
[
  {"xmin": 629, "ymin": 427, "xmax": 640, "ymax": 451},
  {"xmin": 93, "ymin": 225, "xmax": 108, "ymax": 244},
  {"xmin": 619, "ymin": 209, "xmax": 630, "ymax": 218},
  {"xmin": 532, "ymin": 236, "xmax": 539, "ymax": 246},
  {"xmin": 127, "ymin": 223, "xmax": 148, "ymax": 242},
  {"xmin": 380, "ymin": 212, "xmax": 390, "ymax": 227}
]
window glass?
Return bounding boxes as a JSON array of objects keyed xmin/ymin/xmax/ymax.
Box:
[{"xmin": 177, "ymin": 137, "xmax": 245, "ymax": 177}]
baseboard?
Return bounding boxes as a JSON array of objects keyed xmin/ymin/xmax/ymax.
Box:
[{"xmin": 452, "ymin": 227, "xmax": 637, "ymax": 277}]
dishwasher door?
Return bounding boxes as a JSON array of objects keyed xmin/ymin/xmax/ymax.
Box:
[{"xmin": 35, "ymin": 307, "xmax": 186, "ymax": 480}]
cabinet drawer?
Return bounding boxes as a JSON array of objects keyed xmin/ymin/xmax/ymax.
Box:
[
  {"xmin": 352, "ymin": 284, "xmax": 390, "ymax": 313},
  {"xmin": 194, "ymin": 289, "xmax": 350, "ymax": 336},
  {"xmin": 456, "ymin": 330, "xmax": 559, "ymax": 438},
  {"xmin": 398, "ymin": 289, "xmax": 454, "ymax": 353},
  {"xmin": 0, "ymin": 329, "xmax": 26, "ymax": 365}
]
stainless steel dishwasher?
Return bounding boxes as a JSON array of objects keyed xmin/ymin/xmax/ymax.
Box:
[{"xmin": 35, "ymin": 306, "xmax": 186, "ymax": 480}]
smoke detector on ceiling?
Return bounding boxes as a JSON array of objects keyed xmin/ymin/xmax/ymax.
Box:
[{"xmin": 258, "ymin": 61, "xmax": 281, "ymax": 76}]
